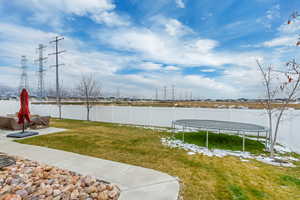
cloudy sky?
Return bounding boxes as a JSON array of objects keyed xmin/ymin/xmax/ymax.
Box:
[{"xmin": 0, "ymin": 0, "xmax": 300, "ymax": 99}]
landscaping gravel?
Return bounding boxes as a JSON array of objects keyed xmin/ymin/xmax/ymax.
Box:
[{"xmin": 0, "ymin": 154, "xmax": 120, "ymax": 200}]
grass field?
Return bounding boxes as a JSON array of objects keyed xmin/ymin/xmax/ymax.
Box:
[
  {"xmin": 174, "ymin": 131, "xmax": 265, "ymax": 154},
  {"xmin": 18, "ymin": 119, "xmax": 300, "ymax": 200}
]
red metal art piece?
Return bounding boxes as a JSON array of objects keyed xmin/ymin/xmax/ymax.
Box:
[{"xmin": 17, "ymin": 89, "xmax": 31, "ymax": 129}]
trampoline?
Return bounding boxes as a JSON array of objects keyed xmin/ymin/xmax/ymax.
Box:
[{"xmin": 171, "ymin": 119, "xmax": 269, "ymax": 152}]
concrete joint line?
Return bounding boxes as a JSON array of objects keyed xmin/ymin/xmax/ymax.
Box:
[{"xmin": 122, "ymin": 178, "xmax": 178, "ymax": 192}]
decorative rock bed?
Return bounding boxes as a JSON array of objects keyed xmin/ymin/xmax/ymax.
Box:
[{"xmin": 0, "ymin": 154, "xmax": 120, "ymax": 200}]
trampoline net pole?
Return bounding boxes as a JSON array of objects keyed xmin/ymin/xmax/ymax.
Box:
[
  {"xmin": 265, "ymin": 130, "xmax": 268, "ymax": 150},
  {"xmin": 242, "ymin": 132, "xmax": 245, "ymax": 152},
  {"xmin": 171, "ymin": 121, "xmax": 174, "ymax": 138},
  {"xmin": 206, "ymin": 130, "xmax": 208, "ymax": 149}
]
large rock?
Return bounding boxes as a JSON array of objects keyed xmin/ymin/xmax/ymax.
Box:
[{"xmin": 0, "ymin": 115, "xmax": 50, "ymax": 130}]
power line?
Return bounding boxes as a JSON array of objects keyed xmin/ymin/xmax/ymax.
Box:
[
  {"xmin": 35, "ymin": 44, "xmax": 47, "ymax": 99},
  {"xmin": 49, "ymin": 36, "xmax": 66, "ymax": 119},
  {"xmin": 19, "ymin": 55, "xmax": 28, "ymax": 93}
]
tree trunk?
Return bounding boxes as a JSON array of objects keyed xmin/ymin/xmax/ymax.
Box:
[
  {"xmin": 270, "ymin": 109, "xmax": 284, "ymax": 157},
  {"xmin": 267, "ymin": 110, "xmax": 272, "ymax": 150},
  {"xmin": 87, "ymin": 106, "xmax": 90, "ymax": 121}
]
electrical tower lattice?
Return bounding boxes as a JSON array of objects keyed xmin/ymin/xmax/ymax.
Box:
[
  {"xmin": 36, "ymin": 44, "xmax": 47, "ymax": 99},
  {"xmin": 19, "ymin": 56, "xmax": 29, "ymax": 93}
]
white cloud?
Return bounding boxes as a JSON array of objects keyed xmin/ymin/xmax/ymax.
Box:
[
  {"xmin": 257, "ymin": 4, "xmax": 280, "ymax": 30},
  {"xmin": 147, "ymin": 16, "xmax": 192, "ymax": 37},
  {"xmin": 165, "ymin": 66, "xmax": 180, "ymax": 71},
  {"xmin": 175, "ymin": 0, "xmax": 185, "ymax": 8},
  {"xmin": 263, "ymin": 36, "xmax": 298, "ymax": 47},
  {"xmin": 10, "ymin": 0, "xmax": 128, "ymax": 27},
  {"xmin": 165, "ymin": 19, "xmax": 191, "ymax": 36},
  {"xmin": 97, "ymin": 27, "xmax": 260, "ymax": 68},
  {"xmin": 139, "ymin": 62, "xmax": 162, "ymax": 71},
  {"xmin": 0, "ymin": 23, "xmax": 57, "ymax": 65},
  {"xmin": 278, "ymin": 19, "xmax": 300, "ymax": 34},
  {"xmin": 110, "ymin": 73, "xmax": 239, "ymax": 98},
  {"xmin": 221, "ymin": 67, "xmax": 266, "ymax": 97},
  {"xmin": 262, "ymin": 17, "xmax": 300, "ymax": 48},
  {"xmin": 91, "ymin": 11, "xmax": 130, "ymax": 27},
  {"xmin": 200, "ymin": 69, "xmax": 216, "ymax": 73},
  {"xmin": 266, "ymin": 4, "xmax": 280, "ymax": 20},
  {"xmin": 223, "ymin": 68, "xmax": 261, "ymax": 85},
  {"xmin": 194, "ymin": 39, "xmax": 219, "ymax": 53},
  {"xmin": 184, "ymin": 75, "xmax": 237, "ymax": 95},
  {"xmin": 0, "ymin": 22, "xmax": 133, "ymax": 93}
]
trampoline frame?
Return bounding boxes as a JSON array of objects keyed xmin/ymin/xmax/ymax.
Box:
[{"xmin": 171, "ymin": 119, "xmax": 269, "ymax": 152}]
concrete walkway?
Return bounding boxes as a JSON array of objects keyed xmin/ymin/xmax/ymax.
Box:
[
  {"xmin": 0, "ymin": 131, "xmax": 180, "ymax": 200},
  {"xmin": 0, "ymin": 127, "xmax": 67, "ymax": 141}
]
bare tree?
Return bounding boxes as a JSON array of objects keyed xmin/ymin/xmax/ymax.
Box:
[
  {"xmin": 257, "ymin": 60, "xmax": 300, "ymax": 157},
  {"xmin": 77, "ymin": 74, "xmax": 101, "ymax": 121}
]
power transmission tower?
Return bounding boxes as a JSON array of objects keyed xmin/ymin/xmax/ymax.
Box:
[
  {"xmin": 155, "ymin": 88, "xmax": 158, "ymax": 101},
  {"xmin": 19, "ymin": 55, "xmax": 29, "ymax": 93},
  {"xmin": 49, "ymin": 36, "xmax": 66, "ymax": 119},
  {"xmin": 163, "ymin": 86, "xmax": 167, "ymax": 100},
  {"xmin": 116, "ymin": 88, "xmax": 120, "ymax": 99},
  {"xmin": 172, "ymin": 85, "xmax": 175, "ymax": 101},
  {"xmin": 35, "ymin": 44, "xmax": 47, "ymax": 99}
]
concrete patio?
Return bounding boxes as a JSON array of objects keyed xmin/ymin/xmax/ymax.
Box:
[{"xmin": 0, "ymin": 129, "xmax": 180, "ymax": 200}]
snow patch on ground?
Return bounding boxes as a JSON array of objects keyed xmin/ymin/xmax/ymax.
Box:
[
  {"xmin": 123, "ymin": 124, "xmax": 170, "ymax": 132},
  {"xmin": 274, "ymin": 144, "xmax": 293, "ymax": 154},
  {"xmin": 161, "ymin": 138, "xmax": 299, "ymax": 167}
]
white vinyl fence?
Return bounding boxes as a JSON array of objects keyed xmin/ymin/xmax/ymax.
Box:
[
  {"xmin": 1, "ymin": 100, "xmax": 299, "ymax": 153},
  {"xmin": 0, "ymin": 100, "xmax": 20, "ymax": 115}
]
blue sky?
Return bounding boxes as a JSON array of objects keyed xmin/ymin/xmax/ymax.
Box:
[{"xmin": 0, "ymin": 0, "xmax": 300, "ymax": 98}]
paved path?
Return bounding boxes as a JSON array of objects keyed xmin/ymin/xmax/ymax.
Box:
[
  {"xmin": 0, "ymin": 130, "xmax": 180, "ymax": 200},
  {"xmin": 0, "ymin": 127, "xmax": 67, "ymax": 141}
]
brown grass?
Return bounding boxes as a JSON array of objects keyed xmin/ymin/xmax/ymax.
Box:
[
  {"xmin": 32, "ymin": 101, "xmax": 300, "ymax": 110},
  {"xmin": 18, "ymin": 119, "xmax": 300, "ymax": 200}
]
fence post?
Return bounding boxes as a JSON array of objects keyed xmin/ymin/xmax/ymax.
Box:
[
  {"xmin": 173, "ymin": 107, "xmax": 176, "ymax": 125},
  {"xmin": 149, "ymin": 106, "xmax": 152, "ymax": 126}
]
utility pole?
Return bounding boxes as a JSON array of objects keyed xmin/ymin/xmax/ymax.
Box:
[
  {"xmin": 19, "ymin": 56, "xmax": 29, "ymax": 93},
  {"xmin": 163, "ymin": 86, "xmax": 167, "ymax": 100},
  {"xmin": 172, "ymin": 85, "xmax": 175, "ymax": 101},
  {"xmin": 49, "ymin": 36, "xmax": 65, "ymax": 119},
  {"xmin": 35, "ymin": 44, "xmax": 47, "ymax": 99}
]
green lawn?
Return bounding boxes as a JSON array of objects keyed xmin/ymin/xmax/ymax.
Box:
[
  {"xmin": 18, "ymin": 119, "xmax": 300, "ymax": 200},
  {"xmin": 174, "ymin": 131, "xmax": 265, "ymax": 154}
]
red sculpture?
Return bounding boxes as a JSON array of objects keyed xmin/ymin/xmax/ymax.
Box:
[{"xmin": 17, "ymin": 89, "xmax": 31, "ymax": 131}]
